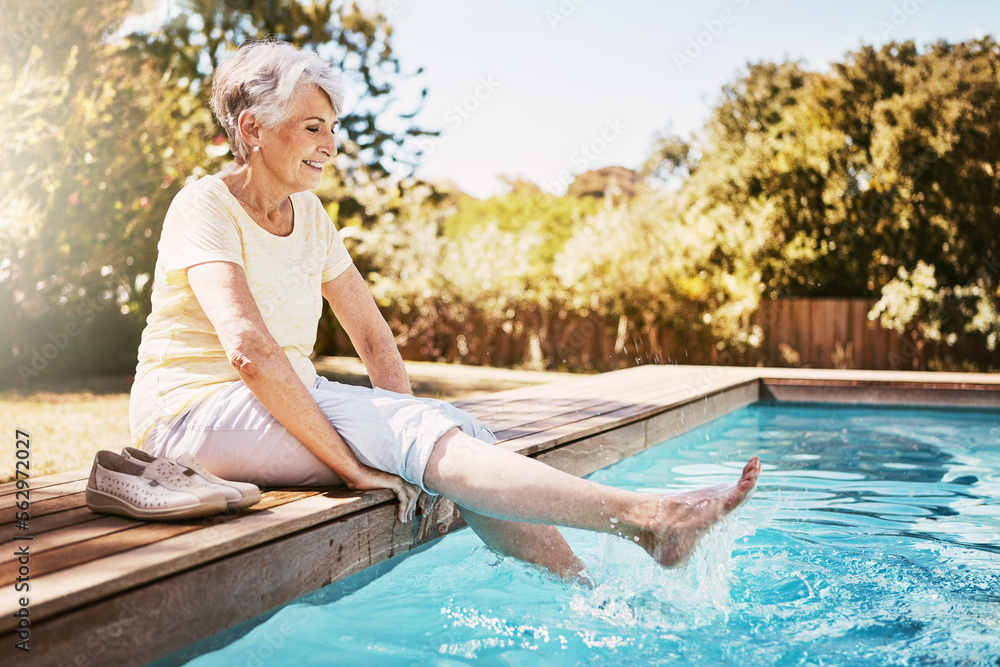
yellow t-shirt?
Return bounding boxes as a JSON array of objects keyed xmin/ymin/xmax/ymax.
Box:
[{"xmin": 129, "ymin": 174, "xmax": 353, "ymax": 446}]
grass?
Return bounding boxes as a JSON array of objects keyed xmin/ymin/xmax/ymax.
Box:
[{"xmin": 0, "ymin": 376, "xmax": 134, "ymax": 483}]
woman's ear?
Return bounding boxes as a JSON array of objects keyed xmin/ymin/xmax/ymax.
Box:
[{"xmin": 237, "ymin": 109, "xmax": 262, "ymax": 148}]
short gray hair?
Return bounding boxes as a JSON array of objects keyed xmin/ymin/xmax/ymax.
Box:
[{"xmin": 210, "ymin": 39, "xmax": 344, "ymax": 163}]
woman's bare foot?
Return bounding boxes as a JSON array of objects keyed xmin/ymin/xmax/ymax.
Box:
[{"xmin": 632, "ymin": 456, "xmax": 761, "ymax": 567}]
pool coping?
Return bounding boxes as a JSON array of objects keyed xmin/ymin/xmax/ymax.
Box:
[{"xmin": 3, "ymin": 365, "xmax": 999, "ymax": 665}]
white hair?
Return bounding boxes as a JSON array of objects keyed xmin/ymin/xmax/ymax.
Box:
[{"xmin": 210, "ymin": 39, "xmax": 344, "ymax": 162}]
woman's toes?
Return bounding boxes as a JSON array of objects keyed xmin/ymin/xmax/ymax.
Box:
[{"xmin": 641, "ymin": 457, "xmax": 762, "ymax": 568}]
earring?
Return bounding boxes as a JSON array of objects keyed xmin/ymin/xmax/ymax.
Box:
[{"xmin": 252, "ymin": 145, "xmax": 260, "ymax": 153}]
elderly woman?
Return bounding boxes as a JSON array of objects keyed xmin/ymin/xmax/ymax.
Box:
[{"xmin": 126, "ymin": 39, "xmax": 760, "ymax": 579}]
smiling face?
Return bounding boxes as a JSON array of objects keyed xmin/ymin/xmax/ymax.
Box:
[{"xmin": 254, "ymin": 83, "xmax": 339, "ymax": 193}]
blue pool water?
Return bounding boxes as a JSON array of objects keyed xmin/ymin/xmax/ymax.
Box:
[{"xmin": 178, "ymin": 402, "xmax": 1000, "ymax": 666}]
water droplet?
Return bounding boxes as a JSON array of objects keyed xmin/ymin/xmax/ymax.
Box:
[{"xmin": 609, "ymin": 517, "xmax": 619, "ymax": 525}]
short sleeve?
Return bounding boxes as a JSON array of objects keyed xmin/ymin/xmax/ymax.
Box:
[
  {"xmin": 158, "ymin": 180, "xmax": 244, "ymax": 286},
  {"xmin": 321, "ymin": 219, "xmax": 353, "ymax": 282}
]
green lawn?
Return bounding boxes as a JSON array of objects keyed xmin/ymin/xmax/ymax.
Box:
[{"xmin": 1, "ymin": 377, "xmax": 134, "ymax": 483}]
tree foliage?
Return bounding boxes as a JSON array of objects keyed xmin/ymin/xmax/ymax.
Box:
[
  {"xmin": 290, "ymin": 37, "xmax": 1000, "ymax": 370},
  {"xmin": 657, "ymin": 39, "xmax": 1000, "ymax": 353},
  {"xmin": 3, "ymin": 17, "xmax": 997, "ymax": 381},
  {"xmin": 0, "ymin": 0, "xmax": 429, "ymax": 384}
]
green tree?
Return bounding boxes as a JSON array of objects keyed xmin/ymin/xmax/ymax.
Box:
[
  {"xmin": 441, "ymin": 187, "xmax": 601, "ymax": 267},
  {"xmin": 1, "ymin": 0, "xmax": 169, "ymax": 383},
  {"xmin": 133, "ymin": 0, "xmax": 431, "ymax": 183},
  {"xmin": 0, "ymin": 0, "xmax": 430, "ymax": 385},
  {"xmin": 644, "ymin": 39, "xmax": 1000, "ymax": 355},
  {"xmin": 343, "ymin": 178, "xmax": 557, "ymax": 365},
  {"xmin": 865, "ymin": 40, "xmax": 1000, "ymax": 350},
  {"xmin": 555, "ymin": 188, "xmax": 765, "ymax": 361}
]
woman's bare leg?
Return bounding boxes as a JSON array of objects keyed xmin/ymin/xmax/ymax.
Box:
[
  {"xmin": 423, "ymin": 428, "xmax": 760, "ymax": 568},
  {"xmin": 457, "ymin": 508, "xmax": 590, "ymax": 583}
]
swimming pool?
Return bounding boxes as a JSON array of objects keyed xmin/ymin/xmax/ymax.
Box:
[{"xmin": 169, "ymin": 402, "xmax": 1000, "ymax": 666}]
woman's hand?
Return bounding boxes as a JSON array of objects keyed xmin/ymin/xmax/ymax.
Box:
[{"xmin": 344, "ymin": 465, "xmax": 421, "ymax": 523}]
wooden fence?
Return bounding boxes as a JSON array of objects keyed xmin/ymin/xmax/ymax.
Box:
[
  {"xmin": 323, "ymin": 299, "xmax": 1000, "ymax": 373},
  {"xmin": 754, "ymin": 298, "xmax": 1000, "ymax": 371}
]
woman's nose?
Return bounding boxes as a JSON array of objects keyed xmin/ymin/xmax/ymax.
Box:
[{"xmin": 324, "ymin": 131, "xmax": 337, "ymax": 157}]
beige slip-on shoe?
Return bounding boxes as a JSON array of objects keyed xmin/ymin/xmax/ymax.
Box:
[
  {"xmin": 121, "ymin": 447, "xmax": 262, "ymax": 511},
  {"xmin": 86, "ymin": 451, "xmax": 228, "ymax": 520}
]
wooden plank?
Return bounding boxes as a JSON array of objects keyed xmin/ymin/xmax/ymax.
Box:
[
  {"xmin": 0, "ymin": 515, "xmax": 142, "ymax": 586},
  {"xmin": 465, "ymin": 396, "xmax": 585, "ymax": 433},
  {"xmin": 831, "ymin": 299, "xmax": 849, "ymax": 367},
  {"xmin": 489, "ymin": 370, "xmax": 703, "ymax": 440},
  {"xmin": 492, "ymin": 368, "xmax": 743, "ymax": 444},
  {"xmin": 499, "ymin": 375, "xmax": 760, "ymax": 456},
  {"xmin": 823, "ymin": 299, "xmax": 834, "ymax": 366},
  {"xmin": 781, "ymin": 299, "xmax": 796, "ymax": 364},
  {"xmin": 537, "ymin": 382, "xmax": 760, "ymax": 480},
  {"xmin": 0, "ymin": 479, "xmax": 88, "ymax": 513},
  {"xmin": 810, "ymin": 299, "xmax": 824, "ymax": 367},
  {"xmin": 757, "ymin": 299, "xmax": 773, "ymax": 361},
  {"xmin": 535, "ymin": 422, "xmax": 647, "ymax": 477},
  {"xmin": 0, "ymin": 488, "xmax": 89, "ymax": 523},
  {"xmin": 0, "ymin": 490, "xmax": 321, "ymax": 588},
  {"xmin": 850, "ymin": 300, "xmax": 868, "ymax": 369},
  {"xmin": 464, "ymin": 366, "xmax": 705, "ymax": 435},
  {"xmin": 810, "ymin": 299, "xmax": 823, "ymax": 366},
  {"xmin": 0, "ymin": 467, "xmax": 89, "ymax": 497},
  {"xmin": 793, "ymin": 300, "xmax": 810, "ymax": 366},
  {"xmin": 831, "ymin": 299, "xmax": 843, "ymax": 366},
  {"xmin": 0, "ymin": 506, "xmax": 102, "ymax": 543},
  {"xmin": 767, "ymin": 299, "xmax": 781, "ymax": 362},
  {"xmin": 810, "ymin": 299, "xmax": 821, "ymax": 366},
  {"xmin": 868, "ymin": 300, "xmax": 885, "ymax": 369}
]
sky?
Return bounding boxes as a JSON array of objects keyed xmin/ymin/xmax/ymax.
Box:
[{"xmin": 365, "ymin": 0, "xmax": 1000, "ymax": 198}]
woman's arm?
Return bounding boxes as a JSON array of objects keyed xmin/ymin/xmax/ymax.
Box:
[
  {"xmin": 186, "ymin": 260, "xmax": 419, "ymax": 520},
  {"xmin": 322, "ymin": 265, "xmax": 412, "ymax": 396}
]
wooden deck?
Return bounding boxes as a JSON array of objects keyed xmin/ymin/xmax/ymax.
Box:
[{"xmin": 3, "ymin": 365, "xmax": 999, "ymax": 666}]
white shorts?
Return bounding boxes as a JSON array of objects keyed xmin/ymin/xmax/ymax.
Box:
[{"xmin": 141, "ymin": 376, "xmax": 496, "ymax": 493}]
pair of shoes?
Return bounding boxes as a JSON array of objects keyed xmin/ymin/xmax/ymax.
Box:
[
  {"xmin": 121, "ymin": 447, "xmax": 261, "ymax": 511},
  {"xmin": 85, "ymin": 449, "xmax": 262, "ymax": 521},
  {"xmin": 85, "ymin": 451, "xmax": 228, "ymax": 521}
]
